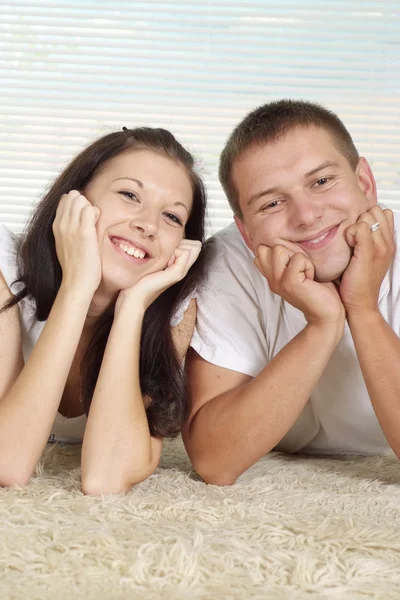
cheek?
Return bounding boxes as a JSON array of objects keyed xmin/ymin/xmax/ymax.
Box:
[
  {"xmin": 250, "ymin": 218, "xmax": 280, "ymax": 247},
  {"xmin": 159, "ymin": 229, "xmax": 184, "ymax": 259},
  {"xmin": 331, "ymin": 186, "xmax": 368, "ymax": 213},
  {"xmin": 95, "ymin": 216, "xmax": 108, "ymax": 241}
]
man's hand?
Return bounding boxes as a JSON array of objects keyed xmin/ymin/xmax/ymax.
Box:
[
  {"xmin": 340, "ymin": 206, "xmax": 395, "ymax": 314},
  {"xmin": 255, "ymin": 245, "xmax": 345, "ymax": 328}
]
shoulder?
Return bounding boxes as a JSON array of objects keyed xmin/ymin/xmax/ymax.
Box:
[
  {"xmin": 208, "ymin": 222, "xmax": 253, "ymax": 261},
  {"xmin": 393, "ymin": 211, "xmax": 400, "ymax": 241},
  {"xmin": 198, "ymin": 223, "xmax": 263, "ymax": 304},
  {"xmin": 0, "ymin": 224, "xmax": 20, "ymax": 291},
  {"xmin": 0, "ymin": 224, "xmax": 37, "ymax": 321},
  {"xmin": 0, "ymin": 224, "xmax": 18, "ymax": 261},
  {"xmin": 203, "ymin": 222, "xmax": 258, "ymax": 283},
  {"xmin": 391, "ymin": 211, "xmax": 400, "ymax": 270}
]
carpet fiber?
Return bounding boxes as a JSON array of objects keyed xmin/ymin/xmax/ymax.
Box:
[{"xmin": 1, "ymin": 439, "xmax": 400, "ymax": 599}]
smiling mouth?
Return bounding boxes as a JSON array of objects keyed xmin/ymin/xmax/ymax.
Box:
[
  {"xmin": 297, "ymin": 226, "xmax": 339, "ymax": 251},
  {"xmin": 110, "ymin": 236, "xmax": 150, "ymax": 260}
]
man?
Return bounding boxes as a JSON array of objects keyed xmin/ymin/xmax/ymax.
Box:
[{"xmin": 183, "ymin": 99, "xmax": 399, "ymax": 485}]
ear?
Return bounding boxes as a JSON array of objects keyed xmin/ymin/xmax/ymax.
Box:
[
  {"xmin": 234, "ymin": 215, "xmax": 254, "ymax": 253},
  {"xmin": 356, "ymin": 157, "xmax": 377, "ymax": 208}
]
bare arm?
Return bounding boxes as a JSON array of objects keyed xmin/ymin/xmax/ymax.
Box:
[
  {"xmin": 81, "ymin": 241, "xmax": 201, "ymax": 495},
  {"xmin": 0, "ymin": 191, "xmax": 101, "ymax": 486},
  {"xmin": 184, "ymin": 244, "xmax": 346, "ymax": 485},
  {"xmin": 183, "ymin": 319, "xmax": 342, "ymax": 485},
  {"xmin": 171, "ymin": 298, "xmax": 196, "ymax": 364},
  {"xmin": 0, "ymin": 273, "xmax": 92, "ymax": 485},
  {"xmin": 341, "ymin": 206, "xmax": 400, "ymax": 454},
  {"xmin": 81, "ymin": 302, "xmax": 163, "ymax": 495},
  {"xmin": 348, "ymin": 310, "xmax": 400, "ymax": 455}
]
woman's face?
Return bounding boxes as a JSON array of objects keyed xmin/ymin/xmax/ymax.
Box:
[{"xmin": 82, "ymin": 149, "xmax": 193, "ymax": 294}]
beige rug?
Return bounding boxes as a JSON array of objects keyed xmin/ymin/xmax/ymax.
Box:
[{"xmin": 1, "ymin": 438, "xmax": 400, "ymax": 599}]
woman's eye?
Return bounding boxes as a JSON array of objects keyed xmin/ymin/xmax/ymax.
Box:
[
  {"xmin": 165, "ymin": 212, "xmax": 183, "ymax": 226},
  {"xmin": 120, "ymin": 191, "xmax": 139, "ymax": 201}
]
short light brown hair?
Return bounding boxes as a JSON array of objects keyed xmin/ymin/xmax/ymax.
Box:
[{"xmin": 219, "ymin": 99, "xmax": 360, "ymax": 217}]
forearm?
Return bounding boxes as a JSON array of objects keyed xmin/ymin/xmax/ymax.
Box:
[
  {"xmin": 187, "ymin": 322, "xmax": 342, "ymax": 485},
  {"xmin": 0, "ymin": 284, "xmax": 91, "ymax": 484},
  {"xmin": 347, "ymin": 309, "xmax": 400, "ymax": 455},
  {"xmin": 81, "ymin": 304, "xmax": 158, "ymax": 495}
]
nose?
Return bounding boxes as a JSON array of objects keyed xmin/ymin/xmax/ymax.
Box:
[
  {"xmin": 129, "ymin": 208, "xmax": 158, "ymax": 237},
  {"xmin": 290, "ymin": 192, "xmax": 323, "ymax": 229}
]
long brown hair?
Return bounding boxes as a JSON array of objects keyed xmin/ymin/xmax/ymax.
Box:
[{"xmin": 2, "ymin": 128, "xmax": 207, "ymax": 437}]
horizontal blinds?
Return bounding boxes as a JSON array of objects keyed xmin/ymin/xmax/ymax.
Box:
[{"xmin": 0, "ymin": 0, "xmax": 399, "ymax": 235}]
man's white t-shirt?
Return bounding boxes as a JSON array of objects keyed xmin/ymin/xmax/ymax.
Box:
[{"xmin": 191, "ymin": 214, "xmax": 400, "ymax": 455}]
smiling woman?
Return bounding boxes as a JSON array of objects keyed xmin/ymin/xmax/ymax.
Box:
[
  {"xmin": 0, "ymin": 127, "xmax": 207, "ymax": 495},
  {"xmin": 84, "ymin": 149, "xmax": 195, "ymax": 293}
]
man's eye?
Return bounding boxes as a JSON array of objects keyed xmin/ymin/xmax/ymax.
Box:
[
  {"xmin": 165, "ymin": 212, "xmax": 183, "ymax": 226},
  {"xmin": 261, "ymin": 200, "xmax": 280, "ymax": 211},
  {"xmin": 314, "ymin": 177, "xmax": 330, "ymax": 187},
  {"xmin": 120, "ymin": 191, "xmax": 139, "ymax": 201}
]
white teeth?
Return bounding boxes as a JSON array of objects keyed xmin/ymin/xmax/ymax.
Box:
[
  {"xmin": 117, "ymin": 242, "xmax": 146, "ymax": 259},
  {"xmin": 308, "ymin": 232, "xmax": 329, "ymax": 244}
]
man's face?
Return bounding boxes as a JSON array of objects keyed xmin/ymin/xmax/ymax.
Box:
[{"xmin": 233, "ymin": 126, "xmax": 377, "ymax": 282}]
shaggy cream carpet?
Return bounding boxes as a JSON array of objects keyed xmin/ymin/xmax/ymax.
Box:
[{"xmin": 1, "ymin": 439, "xmax": 400, "ymax": 600}]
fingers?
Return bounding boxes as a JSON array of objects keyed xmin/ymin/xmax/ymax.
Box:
[
  {"xmin": 255, "ymin": 244, "xmax": 315, "ymax": 293},
  {"xmin": 81, "ymin": 204, "xmax": 100, "ymax": 231},
  {"xmin": 256, "ymin": 244, "xmax": 293, "ymax": 282},
  {"xmin": 285, "ymin": 252, "xmax": 315, "ymax": 284},
  {"xmin": 53, "ymin": 190, "xmax": 100, "ymax": 236},
  {"xmin": 345, "ymin": 205, "xmax": 395, "ymax": 254},
  {"xmin": 168, "ymin": 240, "xmax": 202, "ymax": 273}
]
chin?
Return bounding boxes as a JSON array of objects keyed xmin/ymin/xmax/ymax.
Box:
[
  {"xmin": 314, "ymin": 255, "xmax": 351, "ymax": 283},
  {"xmin": 314, "ymin": 271, "xmax": 343, "ymax": 284},
  {"xmin": 102, "ymin": 269, "xmax": 140, "ymax": 293}
]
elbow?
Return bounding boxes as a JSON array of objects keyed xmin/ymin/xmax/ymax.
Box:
[
  {"xmin": 192, "ymin": 460, "xmax": 238, "ymax": 487},
  {"xmin": 81, "ymin": 465, "xmax": 156, "ymax": 496},
  {"xmin": 0, "ymin": 469, "xmax": 32, "ymax": 488},
  {"xmin": 81, "ymin": 477, "xmax": 127, "ymax": 496}
]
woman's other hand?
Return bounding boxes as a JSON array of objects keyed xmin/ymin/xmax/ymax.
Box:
[{"xmin": 52, "ymin": 190, "xmax": 102, "ymax": 295}]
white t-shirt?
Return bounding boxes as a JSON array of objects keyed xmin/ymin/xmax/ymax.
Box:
[{"xmin": 191, "ymin": 215, "xmax": 400, "ymax": 455}]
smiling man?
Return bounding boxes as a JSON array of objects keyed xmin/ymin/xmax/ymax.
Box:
[{"xmin": 183, "ymin": 99, "xmax": 399, "ymax": 485}]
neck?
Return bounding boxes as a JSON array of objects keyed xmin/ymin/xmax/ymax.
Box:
[{"xmin": 85, "ymin": 284, "xmax": 119, "ymax": 328}]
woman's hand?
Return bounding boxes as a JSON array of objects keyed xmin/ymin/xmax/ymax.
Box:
[
  {"xmin": 52, "ymin": 190, "xmax": 102, "ymax": 295},
  {"xmin": 116, "ymin": 239, "xmax": 202, "ymax": 312}
]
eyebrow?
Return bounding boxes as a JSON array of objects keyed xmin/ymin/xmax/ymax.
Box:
[
  {"xmin": 114, "ymin": 177, "xmax": 189, "ymax": 213},
  {"xmin": 246, "ymin": 160, "xmax": 340, "ymax": 208},
  {"xmin": 114, "ymin": 177, "xmax": 143, "ymax": 188},
  {"xmin": 304, "ymin": 160, "xmax": 340, "ymax": 178}
]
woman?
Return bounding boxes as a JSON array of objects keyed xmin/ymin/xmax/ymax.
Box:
[{"xmin": 0, "ymin": 127, "xmax": 206, "ymax": 494}]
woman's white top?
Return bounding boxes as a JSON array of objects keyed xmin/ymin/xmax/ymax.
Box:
[
  {"xmin": 0, "ymin": 225, "xmax": 87, "ymax": 442},
  {"xmin": 0, "ymin": 225, "xmax": 191, "ymax": 444}
]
